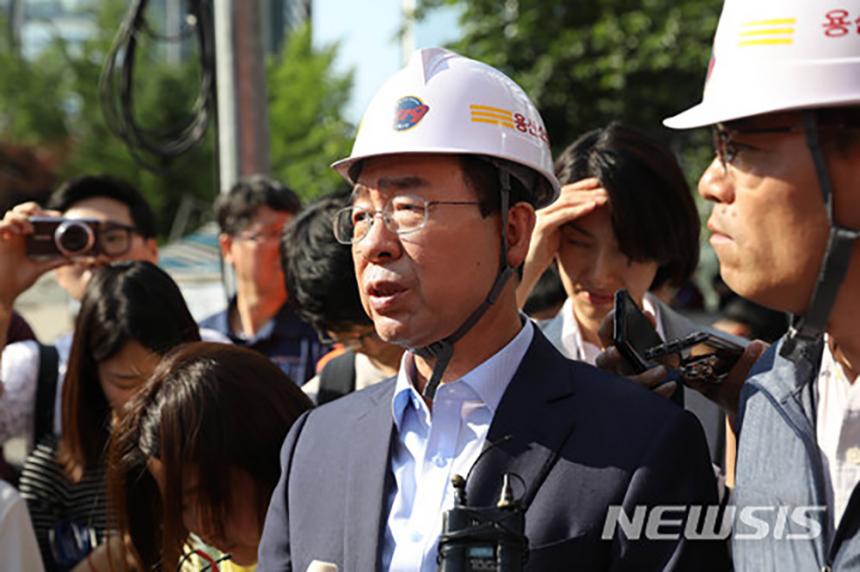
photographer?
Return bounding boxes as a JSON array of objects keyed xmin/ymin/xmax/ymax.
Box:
[{"xmin": 0, "ymin": 176, "xmax": 160, "ymax": 452}]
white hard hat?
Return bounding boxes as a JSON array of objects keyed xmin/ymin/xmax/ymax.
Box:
[
  {"xmin": 332, "ymin": 48, "xmax": 560, "ymax": 207},
  {"xmin": 665, "ymin": 0, "xmax": 860, "ymax": 129}
]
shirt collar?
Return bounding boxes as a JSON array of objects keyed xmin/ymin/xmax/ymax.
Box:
[
  {"xmin": 391, "ymin": 319, "xmax": 535, "ymax": 431},
  {"xmin": 559, "ymin": 292, "xmax": 665, "ymax": 364}
]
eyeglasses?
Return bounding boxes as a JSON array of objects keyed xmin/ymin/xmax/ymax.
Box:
[
  {"xmin": 99, "ymin": 222, "xmax": 138, "ymax": 257},
  {"xmin": 711, "ymin": 121, "xmax": 860, "ymax": 173},
  {"xmin": 333, "ymin": 194, "xmax": 480, "ymax": 245},
  {"xmin": 711, "ymin": 124, "xmax": 803, "ymax": 173},
  {"xmin": 318, "ymin": 328, "xmax": 377, "ymax": 350},
  {"xmin": 235, "ymin": 226, "xmax": 283, "ymax": 243}
]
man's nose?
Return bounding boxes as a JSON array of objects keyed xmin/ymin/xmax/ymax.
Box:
[
  {"xmin": 698, "ymin": 158, "xmax": 736, "ymax": 204},
  {"xmin": 354, "ymin": 213, "xmax": 402, "ymax": 263}
]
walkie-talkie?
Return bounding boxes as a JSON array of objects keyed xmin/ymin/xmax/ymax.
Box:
[{"xmin": 437, "ymin": 473, "xmax": 528, "ymax": 572}]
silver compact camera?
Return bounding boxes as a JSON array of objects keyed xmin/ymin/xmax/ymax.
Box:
[{"xmin": 26, "ymin": 217, "xmax": 106, "ymax": 258}]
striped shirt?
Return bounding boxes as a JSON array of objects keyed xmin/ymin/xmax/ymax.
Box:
[{"xmin": 17, "ymin": 435, "xmax": 107, "ymax": 570}]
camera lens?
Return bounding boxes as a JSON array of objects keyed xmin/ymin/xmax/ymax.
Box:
[{"xmin": 55, "ymin": 221, "xmax": 96, "ymax": 256}]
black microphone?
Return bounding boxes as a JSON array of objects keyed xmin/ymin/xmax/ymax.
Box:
[{"xmin": 437, "ymin": 436, "xmax": 528, "ymax": 572}]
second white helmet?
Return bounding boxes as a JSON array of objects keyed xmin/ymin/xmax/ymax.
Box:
[{"xmin": 665, "ymin": 0, "xmax": 860, "ymax": 128}]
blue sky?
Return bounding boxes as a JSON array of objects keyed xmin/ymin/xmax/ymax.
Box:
[{"xmin": 313, "ymin": 1, "xmax": 462, "ymax": 122}]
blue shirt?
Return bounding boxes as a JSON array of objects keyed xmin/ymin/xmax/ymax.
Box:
[
  {"xmin": 382, "ymin": 320, "xmax": 534, "ymax": 572},
  {"xmin": 199, "ymin": 300, "xmax": 327, "ymax": 384}
]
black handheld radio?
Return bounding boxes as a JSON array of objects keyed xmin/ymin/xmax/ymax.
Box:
[{"xmin": 437, "ymin": 473, "xmax": 528, "ymax": 572}]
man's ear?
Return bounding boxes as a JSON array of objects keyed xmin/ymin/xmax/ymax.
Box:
[
  {"xmin": 218, "ymin": 233, "xmax": 235, "ymax": 266},
  {"xmin": 142, "ymin": 238, "xmax": 159, "ymax": 263},
  {"xmin": 505, "ymin": 202, "xmax": 536, "ymax": 269}
]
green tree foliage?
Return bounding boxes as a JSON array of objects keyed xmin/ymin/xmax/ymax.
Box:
[
  {"xmin": 420, "ymin": 0, "xmax": 720, "ymax": 175},
  {"xmin": 0, "ymin": 3, "xmax": 355, "ymax": 238},
  {"xmin": 268, "ymin": 24, "xmax": 355, "ymax": 201}
]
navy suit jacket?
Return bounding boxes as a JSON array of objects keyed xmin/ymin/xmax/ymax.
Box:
[{"xmin": 258, "ymin": 329, "xmax": 729, "ymax": 571}]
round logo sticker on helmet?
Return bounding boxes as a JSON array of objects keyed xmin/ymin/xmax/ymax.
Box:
[{"xmin": 394, "ymin": 96, "xmax": 430, "ymax": 131}]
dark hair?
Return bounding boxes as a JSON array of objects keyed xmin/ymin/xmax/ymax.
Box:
[
  {"xmin": 281, "ymin": 191, "xmax": 371, "ymax": 334},
  {"xmin": 109, "ymin": 342, "xmax": 313, "ymax": 569},
  {"xmin": 47, "ymin": 175, "xmax": 157, "ymax": 239},
  {"xmin": 215, "ymin": 175, "xmax": 302, "ymax": 236},
  {"xmin": 60, "ymin": 261, "xmax": 200, "ymax": 482},
  {"xmin": 554, "ymin": 123, "xmax": 700, "ymax": 289},
  {"xmin": 457, "ymin": 156, "xmax": 535, "ymax": 216}
]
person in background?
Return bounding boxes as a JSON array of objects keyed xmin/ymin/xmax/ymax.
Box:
[
  {"xmin": 0, "ymin": 176, "xmax": 160, "ymax": 456},
  {"xmin": 201, "ymin": 176, "xmax": 326, "ymax": 384},
  {"xmin": 518, "ymin": 123, "xmax": 731, "ymax": 465},
  {"xmin": 16, "ymin": 261, "xmax": 201, "ymax": 571},
  {"xmin": 109, "ymin": 342, "xmax": 313, "ymax": 571},
  {"xmin": 280, "ymin": 192, "xmax": 403, "ymax": 405}
]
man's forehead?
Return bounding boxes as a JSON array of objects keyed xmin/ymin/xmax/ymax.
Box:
[
  {"xmin": 64, "ymin": 196, "xmax": 134, "ymax": 225},
  {"xmin": 352, "ymin": 155, "xmax": 468, "ymax": 200},
  {"xmin": 724, "ymin": 110, "xmax": 803, "ymax": 130},
  {"xmin": 353, "ymin": 175, "xmax": 430, "ymax": 197},
  {"xmin": 249, "ymin": 205, "xmax": 294, "ymax": 227}
]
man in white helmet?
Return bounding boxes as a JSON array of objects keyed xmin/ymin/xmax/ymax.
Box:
[
  {"xmin": 662, "ymin": 0, "xmax": 860, "ymax": 569},
  {"xmin": 258, "ymin": 48, "xmax": 728, "ymax": 571}
]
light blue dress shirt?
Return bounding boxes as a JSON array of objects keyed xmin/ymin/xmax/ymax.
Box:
[{"xmin": 381, "ymin": 320, "xmax": 534, "ymax": 572}]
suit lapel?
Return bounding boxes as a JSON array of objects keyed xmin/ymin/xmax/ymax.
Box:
[
  {"xmin": 466, "ymin": 330, "xmax": 578, "ymax": 508},
  {"xmin": 343, "ymin": 380, "xmax": 396, "ymax": 571}
]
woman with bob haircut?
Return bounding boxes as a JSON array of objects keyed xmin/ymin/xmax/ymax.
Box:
[
  {"xmin": 108, "ymin": 341, "xmax": 313, "ymax": 571},
  {"xmin": 17, "ymin": 261, "xmax": 202, "ymax": 571},
  {"xmin": 519, "ymin": 122, "xmax": 729, "ymax": 465}
]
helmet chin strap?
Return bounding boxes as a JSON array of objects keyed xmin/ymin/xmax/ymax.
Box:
[
  {"xmin": 413, "ymin": 170, "xmax": 514, "ymax": 401},
  {"xmin": 780, "ymin": 110, "xmax": 860, "ymax": 362}
]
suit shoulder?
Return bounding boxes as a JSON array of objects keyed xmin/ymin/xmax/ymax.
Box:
[
  {"xmin": 565, "ymin": 359, "xmax": 690, "ymax": 429},
  {"xmin": 303, "ymin": 377, "xmax": 395, "ymax": 426}
]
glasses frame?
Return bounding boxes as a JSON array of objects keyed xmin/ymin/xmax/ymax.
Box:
[
  {"xmin": 712, "ymin": 121, "xmax": 860, "ymax": 173},
  {"xmin": 332, "ymin": 194, "xmax": 481, "ymax": 245},
  {"xmin": 98, "ymin": 221, "xmax": 139, "ymax": 257},
  {"xmin": 317, "ymin": 328, "xmax": 377, "ymax": 349}
]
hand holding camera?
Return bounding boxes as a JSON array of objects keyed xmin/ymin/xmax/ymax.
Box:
[{"xmin": 0, "ymin": 203, "xmax": 73, "ymax": 309}]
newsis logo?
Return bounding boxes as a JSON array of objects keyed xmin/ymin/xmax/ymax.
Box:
[{"xmin": 601, "ymin": 505, "xmax": 827, "ymax": 541}]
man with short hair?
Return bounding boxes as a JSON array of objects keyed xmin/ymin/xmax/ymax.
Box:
[
  {"xmin": 280, "ymin": 192, "xmax": 403, "ymax": 404},
  {"xmin": 200, "ymin": 175, "xmax": 325, "ymax": 384},
  {"xmin": 0, "ymin": 175, "xmax": 160, "ymax": 448},
  {"xmin": 662, "ymin": 0, "xmax": 860, "ymax": 567},
  {"xmin": 258, "ymin": 48, "xmax": 727, "ymax": 571},
  {"xmin": 46, "ymin": 175, "xmax": 158, "ymax": 301}
]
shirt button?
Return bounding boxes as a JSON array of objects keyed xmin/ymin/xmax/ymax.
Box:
[
  {"xmin": 410, "ymin": 531, "xmax": 423, "ymax": 543},
  {"xmin": 432, "ymin": 455, "xmax": 446, "ymax": 468}
]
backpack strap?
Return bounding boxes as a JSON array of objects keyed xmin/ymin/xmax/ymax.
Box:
[
  {"xmin": 34, "ymin": 343, "xmax": 59, "ymax": 445},
  {"xmin": 317, "ymin": 350, "xmax": 357, "ymax": 405}
]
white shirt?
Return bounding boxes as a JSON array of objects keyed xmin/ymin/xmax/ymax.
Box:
[
  {"xmin": 559, "ymin": 292, "xmax": 664, "ymax": 365},
  {"xmin": 382, "ymin": 320, "xmax": 534, "ymax": 572},
  {"xmin": 816, "ymin": 336, "xmax": 860, "ymax": 528},
  {"xmin": 0, "ymin": 341, "xmax": 40, "ymax": 446}
]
